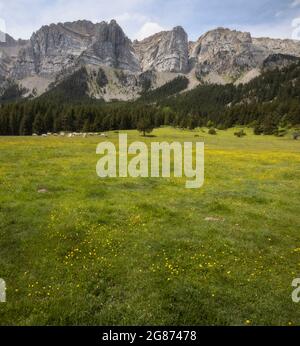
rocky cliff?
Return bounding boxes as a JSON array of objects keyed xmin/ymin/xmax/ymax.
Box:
[
  {"xmin": 133, "ymin": 26, "xmax": 189, "ymax": 73},
  {"xmin": 190, "ymin": 28, "xmax": 300, "ymax": 83},
  {"xmin": 0, "ymin": 34, "xmax": 29, "ymax": 80},
  {"xmin": 10, "ymin": 19, "xmax": 140, "ymax": 79},
  {"xmin": 1, "ymin": 21, "xmax": 300, "ymax": 99},
  {"xmin": 80, "ymin": 20, "xmax": 140, "ymax": 72}
]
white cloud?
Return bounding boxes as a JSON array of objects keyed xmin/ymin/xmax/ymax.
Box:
[
  {"xmin": 134, "ymin": 22, "xmax": 166, "ymax": 40},
  {"xmin": 291, "ymin": 0, "xmax": 300, "ymax": 8}
]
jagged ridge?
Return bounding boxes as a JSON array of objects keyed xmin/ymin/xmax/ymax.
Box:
[{"xmin": 1, "ymin": 20, "xmax": 300, "ymax": 101}]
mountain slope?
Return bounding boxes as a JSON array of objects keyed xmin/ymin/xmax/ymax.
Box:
[
  {"xmin": 159, "ymin": 60, "xmax": 300, "ymax": 128},
  {"xmin": 190, "ymin": 27, "xmax": 300, "ymax": 84},
  {"xmin": 133, "ymin": 26, "xmax": 189, "ymax": 73},
  {"xmin": 1, "ymin": 59, "xmax": 300, "ymax": 136},
  {"xmin": 1, "ymin": 20, "xmax": 300, "ymax": 102}
]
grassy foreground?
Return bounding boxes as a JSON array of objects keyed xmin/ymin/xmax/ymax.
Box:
[{"xmin": 0, "ymin": 127, "xmax": 300, "ymax": 326}]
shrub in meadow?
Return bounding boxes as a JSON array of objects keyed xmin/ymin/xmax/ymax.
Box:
[
  {"xmin": 234, "ymin": 129, "xmax": 247, "ymax": 138},
  {"xmin": 208, "ymin": 128, "xmax": 217, "ymax": 135}
]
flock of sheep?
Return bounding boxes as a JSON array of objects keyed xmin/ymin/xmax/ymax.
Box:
[{"xmin": 32, "ymin": 132, "xmax": 108, "ymax": 138}]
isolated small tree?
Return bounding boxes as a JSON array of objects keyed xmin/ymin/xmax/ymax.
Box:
[
  {"xmin": 234, "ymin": 129, "xmax": 246, "ymax": 138},
  {"xmin": 137, "ymin": 117, "xmax": 154, "ymax": 136},
  {"xmin": 208, "ymin": 127, "xmax": 217, "ymax": 135}
]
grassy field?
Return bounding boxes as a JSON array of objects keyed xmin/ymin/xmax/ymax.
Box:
[{"xmin": 0, "ymin": 127, "xmax": 300, "ymax": 326}]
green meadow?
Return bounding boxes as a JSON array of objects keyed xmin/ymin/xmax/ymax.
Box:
[{"xmin": 0, "ymin": 127, "xmax": 300, "ymax": 326}]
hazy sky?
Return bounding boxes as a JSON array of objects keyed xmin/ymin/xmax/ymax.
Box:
[{"xmin": 0, "ymin": 0, "xmax": 300, "ymax": 41}]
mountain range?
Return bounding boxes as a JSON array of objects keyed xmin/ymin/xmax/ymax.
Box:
[{"xmin": 1, "ymin": 19, "xmax": 300, "ymax": 101}]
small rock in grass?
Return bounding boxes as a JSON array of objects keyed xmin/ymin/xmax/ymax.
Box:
[
  {"xmin": 205, "ymin": 216, "xmax": 225, "ymax": 222},
  {"xmin": 37, "ymin": 188, "xmax": 48, "ymax": 194}
]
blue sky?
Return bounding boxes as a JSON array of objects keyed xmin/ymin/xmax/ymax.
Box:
[{"xmin": 0, "ymin": 0, "xmax": 300, "ymax": 41}]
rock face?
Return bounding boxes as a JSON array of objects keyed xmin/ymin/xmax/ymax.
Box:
[
  {"xmin": 1, "ymin": 21, "xmax": 300, "ymax": 98},
  {"xmin": 133, "ymin": 26, "xmax": 189, "ymax": 73},
  {"xmin": 28, "ymin": 21, "xmax": 94, "ymax": 76},
  {"xmin": 252, "ymin": 37, "xmax": 300, "ymax": 57},
  {"xmin": 3, "ymin": 21, "xmax": 93, "ymax": 80},
  {"xmin": 81, "ymin": 20, "xmax": 140, "ymax": 72},
  {"xmin": 9, "ymin": 20, "xmax": 140, "ymax": 80},
  {"xmin": 191, "ymin": 28, "xmax": 256, "ymax": 81},
  {"xmin": 191, "ymin": 28, "xmax": 300, "ymax": 83},
  {"xmin": 0, "ymin": 34, "xmax": 29, "ymax": 80}
]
